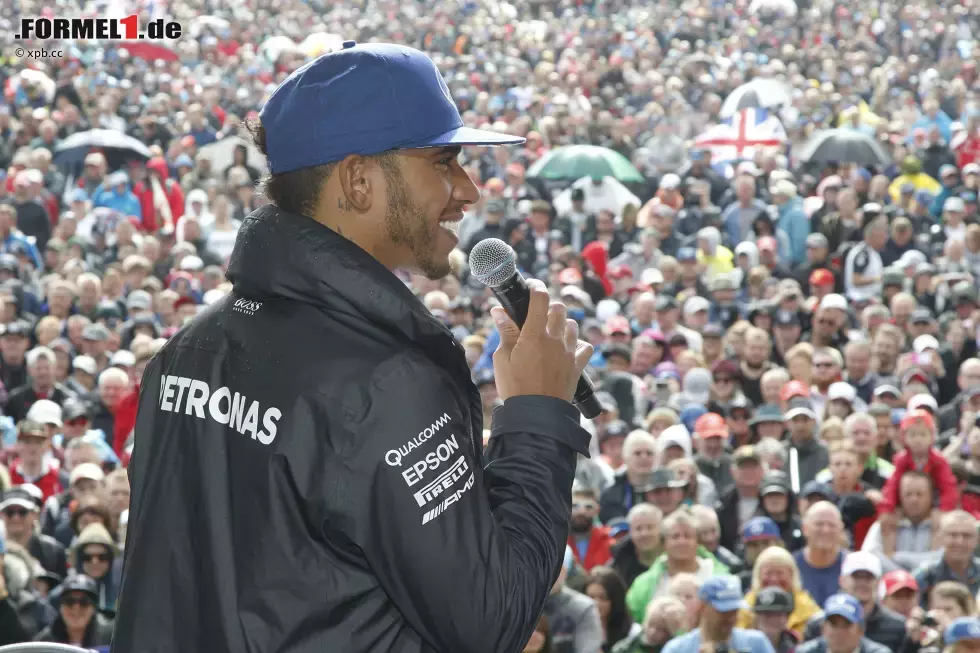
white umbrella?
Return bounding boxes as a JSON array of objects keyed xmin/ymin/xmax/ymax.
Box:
[
  {"xmin": 16, "ymin": 69, "xmax": 56, "ymax": 103},
  {"xmin": 748, "ymin": 0, "xmax": 798, "ymax": 16},
  {"xmin": 258, "ymin": 36, "xmax": 297, "ymax": 62},
  {"xmin": 720, "ymin": 78, "xmax": 793, "ymax": 118}
]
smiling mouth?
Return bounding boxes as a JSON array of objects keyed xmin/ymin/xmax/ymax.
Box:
[{"xmin": 439, "ymin": 213, "xmax": 463, "ymax": 234}]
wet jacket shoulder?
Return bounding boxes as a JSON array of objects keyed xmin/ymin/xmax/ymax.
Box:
[{"xmin": 113, "ymin": 206, "xmax": 591, "ymax": 653}]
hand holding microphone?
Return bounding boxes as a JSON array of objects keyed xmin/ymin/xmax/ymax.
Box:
[{"xmin": 469, "ymin": 239, "xmax": 600, "ymax": 417}]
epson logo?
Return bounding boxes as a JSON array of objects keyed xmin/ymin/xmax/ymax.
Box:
[
  {"xmin": 233, "ymin": 298, "xmax": 262, "ymax": 315},
  {"xmin": 158, "ymin": 375, "xmax": 281, "ymax": 445},
  {"xmin": 401, "ymin": 435, "xmax": 460, "ymax": 487}
]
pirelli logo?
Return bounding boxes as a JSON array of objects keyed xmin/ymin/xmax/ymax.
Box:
[
  {"xmin": 421, "ymin": 472, "xmax": 475, "ymax": 525},
  {"xmin": 414, "ymin": 456, "xmax": 469, "ymax": 507}
]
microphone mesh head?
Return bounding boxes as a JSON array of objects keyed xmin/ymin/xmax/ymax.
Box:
[{"xmin": 468, "ymin": 238, "xmax": 517, "ymax": 288}]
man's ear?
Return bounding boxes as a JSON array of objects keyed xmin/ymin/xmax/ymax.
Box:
[{"xmin": 335, "ymin": 155, "xmax": 375, "ymax": 214}]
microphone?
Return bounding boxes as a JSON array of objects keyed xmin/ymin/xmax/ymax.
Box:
[{"xmin": 468, "ymin": 238, "xmax": 602, "ymax": 419}]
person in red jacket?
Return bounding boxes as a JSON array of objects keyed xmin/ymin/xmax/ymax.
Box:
[
  {"xmin": 568, "ymin": 485, "xmax": 614, "ymax": 571},
  {"xmin": 8, "ymin": 420, "xmax": 63, "ymax": 501},
  {"xmin": 878, "ymin": 409, "xmax": 958, "ymax": 544},
  {"xmin": 133, "ymin": 156, "xmax": 185, "ymax": 233},
  {"xmin": 111, "ymin": 346, "xmax": 154, "ymax": 458}
]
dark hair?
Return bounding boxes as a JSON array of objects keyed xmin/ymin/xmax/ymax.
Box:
[
  {"xmin": 584, "ymin": 566, "xmax": 633, "ymax": 645},
  {"xmin": 243, "ymin": 116, "xmax": 398, "ymax": 218}
]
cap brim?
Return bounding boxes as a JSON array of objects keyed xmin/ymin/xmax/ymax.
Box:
[
  {"xmin": 825, "ymin": 610, "xmax": 861, "ymax": 624},
  {"xmin": 0, "ymin": 498, "xmax": 37, "ymax": 512},
  {"xmin": 761, "ymin": 485, "xmax": 788, "ymax": 495},
  {"xmin": 711, "ymin": 599, "xmax": 748, "ymax": 612},
  {"xmin": 407, "ymin": 125, "xmax": 526, "ymax": 149},
  {"xmin": 885, "ymin": 580, "xmax": 918, "ymax": 595},
  {"xmin": 785, "ymin": 408, "xmax": 816, "ymax": 421}
]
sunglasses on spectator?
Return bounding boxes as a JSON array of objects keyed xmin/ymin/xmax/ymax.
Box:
[
  {"xmin": 83, "ymin": 552, "xmax": 110, "ymax": 563},
  {"xmin": 2, "ymin": 508, "xmax": 29, "ymax": 518},
  {"xmin": 66, "ymin": 417, "xmax": 90, "ymax": 427},
  {"xmin": 62, "ymin": 596, "xmax": 94, "ymax": 609}
]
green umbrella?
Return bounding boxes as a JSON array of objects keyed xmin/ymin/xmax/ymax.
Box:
[{"xmin": 526, "ymin": 145, "xmax": 645, "ymax": 183}]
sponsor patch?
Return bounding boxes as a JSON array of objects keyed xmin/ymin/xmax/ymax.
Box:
[
  {"xmin": 158, "ymin": 374, "xmax": 281, "ymax": 445},
  {"xmin": 384, "ymin": 412, "xmax": 452, "ymax": 467},
  {"xmin": 421, "ymin": 470, "xmax": 475, "ymax": 525}
]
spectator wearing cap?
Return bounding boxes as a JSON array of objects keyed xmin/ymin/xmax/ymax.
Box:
[
  {"xmin": 34, "ymin": 573, "xmax": 113, "ymax": 646},
  {"xmin": 694, "ymin": 413, "xmax": 734, "ymax": 495},
  {"xmin": 760, "ymin": 470, "xmax": 805, "ymax": 553},
  {"xmin": 568, "ymin": 485, "xmax": 614, "ymax": 572},
  {"xmin": 843, "ymin": 216, "xmax": 887, "ymax": 304},
  {"xmin": 726, "ymin": 396, "xmax": 758, "ymax": 450},
  {"xmin": 797, "ymin": 594, "xmax": 890, "ymax": 653},
  {"xmin": 878, "ymin": 409, "xmax": 958, "ymax": 527},
  {"xmin": 941, "ymin": 616, "xmax": 980, "ymax": 653},
  {"xmin": 802, "ymin": 552, "xmax": 906, "ymax": 651},
  {"xmin": 600, "ymin": 430, "xmax": 658, "ymax": 523},
  {"xmin": 751, "ymin": 586, "xmax": 799, "ymax": 653},
  {"xmin": 8, "ymin": 420, "xmax": 63, "ymax": 502},
  {"xmin": 4, "ymin": 346, "xmax": 74, "ymax": 425},
  {"xmin": 807, "ymin": 300, "xmax": 850, "ymax": 353},
  {"xmin": 735, "ymin": 516, "xmax": 784, "ymax": 590},
  {"xmin": 911, "ymin": 511, "xmax": 980, "ymax": 608},
  {"xmin": 544, "ymin": 545, "xmax": 604, "ymax": 653},
  {"xmin": 639, "ymin": 467, "xmax": 688, "ymax": 518},
  {"xmin": 717, "ymin": 445, "xmax": 767, "ymax": 553},
  {"xmin": 862, "ymin": 470, "xmax": 935, "ymax": 573},
  {"xmin": 877, "ymin": 570, "xmax": 919, "ymax": 618},
  {"xmin": 626, "ymin": 510, "xmax": 731, "ymax": 624},
  {"xmin": 0, "ymin": 487, "xmax": 67, "ymax": 578},
  {"xmin": 661, "ymin": 575, "xmax": 773, "ymax": 653},
  {"xmin": 611, "ymin": 504, "xmax": 664, "ymax": 588},
  {"xmin": 786, "ymin": 396, "xmax": 829, "ymax": 492}
]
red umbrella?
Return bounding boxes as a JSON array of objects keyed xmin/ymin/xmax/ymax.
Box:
[{"xmin": 120, "ymin": 41, "xmax": 180, "ymax": 63}]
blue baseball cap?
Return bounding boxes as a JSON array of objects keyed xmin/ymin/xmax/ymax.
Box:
[
  {"xmin": 677, "ymin": 247, "xmax": 697, "ymax": 262},
  {"xmin": 742, "ymin": 516, "xmax": 780, "ymax": 542},
  {"xmin": 945, "ymin": 617, "xmax": 980, "ymax": 644},
  {"xmin": 699, "ymin": 576, "xmax": 746, "ymax": 612},
  {"xmin": 259, "ymin": 41, "xmax": 524, "ymax": 174},
  {"xmin": 823, "ymin": 594, "xmax": 864, "ymax": 625}
]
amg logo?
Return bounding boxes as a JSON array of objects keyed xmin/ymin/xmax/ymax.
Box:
[
  {"xmin": 421, "ymin": 472, "xmax": 475, "ymax": 525},
  {"xmin": 232, "ymin": 298, "xmax": 262, "ymax": 316},
  {"xmin": 413, "ymin": 456, "xmax": 469, "ymax": 507}
]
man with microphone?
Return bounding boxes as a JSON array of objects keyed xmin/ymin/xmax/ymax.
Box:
[{"xmin": 112, "ymin": 41, "xmax": 594, "ymax": 653}]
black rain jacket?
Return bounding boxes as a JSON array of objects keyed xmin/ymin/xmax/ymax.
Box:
[{"xmin": 111, "ymin": 206, "xmax": 591, "ymax": 653}]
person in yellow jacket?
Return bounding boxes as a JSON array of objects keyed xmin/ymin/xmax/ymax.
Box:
[
  {"xmin": 735, "ymin": 546, "xmax": 821, "ymax": 635},
  {"xmin": 888, "ymin": 155, "xmax": 941, "ymax": 202}
]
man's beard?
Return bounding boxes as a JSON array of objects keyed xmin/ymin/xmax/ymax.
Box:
[
  {"xmin": 382, "ymin": 163, "xmax": 451, "ymax": 280},
  {"xmin": 570, "ymin": 516, "xmax": 593, "ymax": 534}
]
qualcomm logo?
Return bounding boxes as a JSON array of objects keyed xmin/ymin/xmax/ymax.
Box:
[
  {"xmin": 158, "ymin": 375, "xmax": 282, "ymax": 445},
  {"xmin": 385, "ymin": 413, "xmax": 452, "ymax": 467},
  {"xmin": 232, "ymin": 298, "xmax": 262, "ymax": 316},
  {"xmin": 421, "ymin": 470, "xmax": 475, "ymax": 525}
]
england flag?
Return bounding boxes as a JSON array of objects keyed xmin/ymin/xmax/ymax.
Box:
[{"xmin": 694, "ymin": 108, "xmax": 788, "ymax": 164}]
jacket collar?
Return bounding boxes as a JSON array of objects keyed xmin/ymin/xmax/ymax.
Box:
[{"xmin": 227, "ymin": 205, "xmax": 457, "ymax": 358}]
